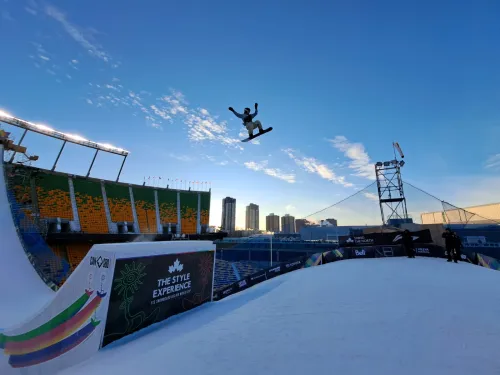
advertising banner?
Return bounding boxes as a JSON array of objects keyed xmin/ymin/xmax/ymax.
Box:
[
  {"xmin": 340, "ymin": 230, "xmax": 433, "ymax": 247},
  {"xmin": 348, "ymin": 247, "xmax": 376, "ymax": 259},
  {"xmin": 102, "ymin": 250, "xmax": 214, "ymax": 347},
  {"xmin": 374, "ymin": 245, "xmax": 404, "ymax": 258},
  {"xmin": 322, "ymin": 249, "xmax": 346, "ymax": 264},
  {"xmin": 265, "ymin": 264, "xmax": 282, "ymax": 280},
  {"xmin": 477, "ymin": 253, "xmax": 500, "ymax": 270},
  {"xmin": 246, "ymin": 269, "xmax": 268, "ymax": 287},
  {"xmin": 282, "ymin": 258, "xmax": 304, "ymax": 273},
  {"xmin": 413, "ymin": 243, "xmax": 445, "ymax": 258}
]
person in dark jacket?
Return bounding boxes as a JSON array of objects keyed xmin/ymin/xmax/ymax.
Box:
[
  {"xmin": 442, "ymin": 228, "xmax": 455, "ymax": 262},
  {"xmin": 402, "ymin": 229, "xmax": 415, "ymax": 258},
  {"xmin": 452, "ymin": 232, "xmax": 462, "ymax": 263}
]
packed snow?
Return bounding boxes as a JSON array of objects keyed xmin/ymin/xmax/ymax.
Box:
[
  {"xmin": 0, "ymin": 146, "xmax": 53, "ymax": 328},
  {"xmin": 57, "ymin": 257, "xmax": 500, "ymax": 375}
]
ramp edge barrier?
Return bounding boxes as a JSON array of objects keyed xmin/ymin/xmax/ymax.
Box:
[
  {"xmin": 0, "ymin": 240, "xmax": 216, "ymax": 375},
  {"xmin": 213, "ymin": 243, "xmax": 484, "ymax": 302}
]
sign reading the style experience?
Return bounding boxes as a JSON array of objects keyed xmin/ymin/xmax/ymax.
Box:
[{"xmin": 102, "ymin": 250, "xmax": 214, "ymax": 347}]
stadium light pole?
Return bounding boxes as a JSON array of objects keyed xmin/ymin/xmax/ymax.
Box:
[{"xmin": 270, "ymin": 232, "xmax": 273, "ymax": 267}]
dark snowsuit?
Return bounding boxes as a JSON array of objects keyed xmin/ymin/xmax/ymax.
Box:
[
  {"xmin": 452, "ymin": 233, "xmax": 462, "ymax": 263},
  {"xmin": 442, "ymin": 229, "xmax": 455, "ymax": 262},
  {"xmin": 402, "ymin": 230, "xmax": 415, "ymax": 258}
]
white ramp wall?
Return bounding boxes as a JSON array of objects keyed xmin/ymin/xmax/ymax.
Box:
[
  {"xmin": 0, "ymin": 247, "xmax": 116, "ymax": 375},
  {"xmin": 0, "ymin": 239, "xmax": 216, "ymax": 375},
  {"xmin": 0, "ymin": 145, "xmax": 54, "ymax": 327}
]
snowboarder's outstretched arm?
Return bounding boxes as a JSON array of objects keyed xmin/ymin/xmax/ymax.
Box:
[
  {"xmin": 228, "ymin": 107, "xmax": 244, "ymax": 119},
  {"xmin": 250, "ymin": 103, "xmax": 258, "ymax": 119},
  {"xmin": 228, "ymin": 103, "xmax": 259, "ymax": 120}
]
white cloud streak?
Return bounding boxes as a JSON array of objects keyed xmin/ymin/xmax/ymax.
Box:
[
  {"xmin": 45, "ymin": 5, "xmax": 110, "ymax": 62},
  {"xmin": 329, "ymin": 136, "xmax": 375, "ymax": 180},
  {"xmin": 363, "ymin": 192, "xmax": 379, "ymax": 201},
  {"xmin": 283, "ymin": 148, "xmax": 352, "ymax": 187},
  {"xmin": 169, "ymin": 153, "xmax": 193, "ymax": 162},
  {"xmin": 484, "ymin": 154, "xmax": 500, "ymax": 170},
  {"xmin": 244, "ymin": 161, "xmax": 296, "ymax": 184},
  {"xmin": 25, "ymin": 7, "xmax": 37, "ymax": 15}
]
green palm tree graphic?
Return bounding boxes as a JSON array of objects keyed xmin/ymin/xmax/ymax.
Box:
[{"xmin": 106, "ymin": 261, "xmax": 160, "ymax": 339}]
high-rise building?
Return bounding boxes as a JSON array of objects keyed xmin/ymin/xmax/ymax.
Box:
[
  {"xmin": 281, "ymin": 214, "xmax": 296, "ymax": 234},
  {"xmin": 245, "ymin": 203, "xmax": 259, "ymax": 230},
  {"xmin": 221, "ymin": 197, "xmax": 236, "ymax": 233},
  {"xmin": 266, "ymin": 213, "xmax": 280, "ymax": 232},
  {"xmin": 325, "ymin": 218, "xmax": 338, "ymax": 226},
  {"xmin": 295, "ymin": 219, "xmax": 310, "ymax": 233}
]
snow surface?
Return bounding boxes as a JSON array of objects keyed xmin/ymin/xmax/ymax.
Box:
[
  {"xmin": 60, "ymin": 257, "xmax": 500, "ymax": 375},
  {"xmin": 0, "ymin": 145, "xmax": 53, "ymax": 328}
]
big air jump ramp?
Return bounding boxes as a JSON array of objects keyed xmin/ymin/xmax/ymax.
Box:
[{"xmin": 0, "ymin": 144, "xmax": 216, "ymax": 375}]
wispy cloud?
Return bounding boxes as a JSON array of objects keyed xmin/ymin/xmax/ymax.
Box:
[
  {"xmin": 285, "ymin": 204, "xmax": 296, "ymax": 211},
  {"xmin": 169, "ymin": 153, "xmax": 193, "ymax": 162},
  {"xmin": 86, "ymin": 99, "xmax": 93, "ymax": 105},
  {"xmin": 150, "ymin": 105, "xmax": 172, "ymax": 121},
  {"xmin": 282, "ymin": 148, "xmax": 352, "ymax": 187},
  {"xmin": 157, "ymin": 90, "xmax": 242, "ymax": 148},
  {"xmin": 202, "ymin": 155, "xmax": 230, "ymax": 166},
  {"xmin": 244, "ymin": 160, "xmax": 296, "ymax": 183},
  {"xmin": 25, "ymin": 7, "xmax": 37, "ymax": 15},
  {"xmin": 39, "ymin": 55, "xmax": 50, "ymax": 61},
  {"xmin": 484, "ymin": 154, "xmax": 500, "ymax": 170},
  {"xmin": 329, "ymin": 136, "xmax": 375, "ymax": 180},
  {"xmin": 2, "ymin": 10, "xmax": 14, "ymax": 21},
  {"xmin": 363, "ymin": 192, "xmax": 379, "ymax": 201},
  {"xmin": 45, "ymin": 5, "xmax": 110, "ymax": 62},
  {"xmin": 160, "ymin": 91, "xmax": 189, "ymax": 115}
]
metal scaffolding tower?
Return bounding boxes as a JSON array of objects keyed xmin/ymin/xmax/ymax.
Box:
[{"xmin": 375, "ymin": 142, "xmax": 408, "ymax": 225}]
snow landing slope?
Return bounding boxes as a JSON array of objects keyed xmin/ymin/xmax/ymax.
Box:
[{"xmin": 62, "ymin": 257, "xmax": 500, "ymax": 375}]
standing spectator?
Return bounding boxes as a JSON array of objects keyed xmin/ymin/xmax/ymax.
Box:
[
  {"xmin": 442, "ymin": 228, "xmax": 455, "ymax": 262},
  {"xmin": 452, "ymin": 232, "xmax": 462, "ymax": 263},
  {"xmin": 402, "ymin": 229, "xmax": 415, "ymax": 258}
]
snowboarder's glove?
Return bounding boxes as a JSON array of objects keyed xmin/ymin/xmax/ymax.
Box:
[
  {"xmin": 254, "ymin": 103, "xmax": 258, "ymax": 109},
  {"xmin": 228, "ymin": 107, "xmax": 234, "ymax": 111}
]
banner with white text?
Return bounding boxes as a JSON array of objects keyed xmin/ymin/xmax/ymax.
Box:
[{"xmin": 101, "ymin": 251, "xmax": 214, "ymax": 347}]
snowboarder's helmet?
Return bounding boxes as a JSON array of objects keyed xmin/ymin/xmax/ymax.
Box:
[{"xmin": 244, "ymin": 107, "xmax": 251, "ymax": 114}]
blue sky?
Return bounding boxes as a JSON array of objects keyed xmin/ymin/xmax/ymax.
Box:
[{"xmin": 1, "ymin": 0, "xmax": 499, "ymax": 228}]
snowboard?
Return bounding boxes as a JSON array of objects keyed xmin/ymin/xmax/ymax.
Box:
[{"xmin": 241, "ymin": 127, "xmax": 273, "ymax": 143}]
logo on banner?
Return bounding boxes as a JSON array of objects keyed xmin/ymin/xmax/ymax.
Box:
[
  {"xmin": 238, "ymin": 280, "xmax": 247, "ymax": 288},
  {"xmin": 90, "ymin": 256, "xmax": 110, "ymax": 269},
  {"xmin": 285, "ymin": 261, "xmax": 302, "ymax": 269},
  {"xmin": 346, "ymin": 238, "xmax": 354, "ymax": 244},
  {"xmin": 355, "ymin": 249, "xmax": 366, "ymax": 257},
  {"xmin": 415, "ymin": 247, "xmax": 430, "ymax": 254},
  {"xmin": 268, "ymin": 266, "xmax": 281, "ymax": 274},
  {"xmin": 222, "ymin": 287, "xmax": 233, "ymax": 296},
  {"xmin": 354, "ymin": 236, "xmax": 374, "ymax": 245},
  {"xmin": 393, "ymin": 235, "xmax": 419, "ymax": 243},
  {"xmin": 250, "ymin": 273, "xmax": 266, "ymax": 282},
  {"xmin": 168, "ymin": 259, "xmax": 184, "ymax": 273}
]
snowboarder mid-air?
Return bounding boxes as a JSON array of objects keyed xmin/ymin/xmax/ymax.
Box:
[{"xmin": 228, "ymin": 103, "xmax": 264, "ymax": 139}]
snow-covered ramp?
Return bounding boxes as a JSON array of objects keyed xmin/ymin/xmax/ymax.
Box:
[{"xmin": 61, "ymin": 257, "xmax": 500, "ymax": 375}]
